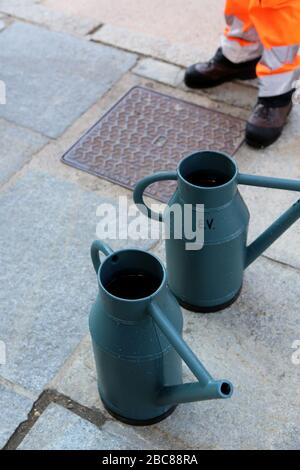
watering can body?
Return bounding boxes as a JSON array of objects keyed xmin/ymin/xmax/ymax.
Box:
[
  {"xmin": 89, "ymin": 241, "xmax": 233, "ymax": 425},
  {"xmin": 134, "ymin": 151, "xmax": 300, "ymax": 312},
  {"xmin": 165, "ymin": 179, "xmax": 250, "ymax": 311}
]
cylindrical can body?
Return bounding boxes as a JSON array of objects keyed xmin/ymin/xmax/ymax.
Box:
[
  {"xmin": 90, "ymin": 288, "xmax": 182, "ymax": 425},
  {"xmin": 165, "ymin": 171, "xmax": 250, "ymax": 312}
]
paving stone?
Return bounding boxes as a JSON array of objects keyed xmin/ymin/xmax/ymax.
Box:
[
  {"xmin": 52, "ymin": 241, "xmax": 300, "ymax": 449},
  {"xmin": 50, "ymin": 335, "xmax": 99, "ymax": 410},
  {"xmin": 45, "ymin": 0, "xmax": 223, "ymax": 52},
  {"xmin": 0, "ymin": 383, "xmax": 33, "ymax": 448},
  {"xmin": 133, "ymin": 58, "xmax": 184, "ymax": 87},
  {"xmin": 0, "ymin": 22, "xmax": 136, "ymax": 138},
  {"xmin": 0, "ymin": 170, "xmax": 155, "ymax": 393},
  {"xmin": 0, "ymin": 119, "xmax": 48, "ymax": 186},
  {"xmin": 132, "ymin": 57, "xmax": 256, "ymax": 109},
  {"xmin": 92, "ymin": 24, "xmax": 205, "ymax": 68},
  {"xmin": 18, "ymin": 403, "xmax": 158, "ymax": 450},
  {"xmin": 0, "ymin": 0, "xmax": 100, "ymax": 35},
  {"xmin": 182, "ymin": 80, "xmax": 258, "ymax": 110}
]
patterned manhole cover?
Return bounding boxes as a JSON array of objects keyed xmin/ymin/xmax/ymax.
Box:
[{"xmin": 62, "ymin": 86, "xmax": 245, "ymax": 202}]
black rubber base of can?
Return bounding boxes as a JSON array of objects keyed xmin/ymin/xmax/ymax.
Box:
[
  {"xmin": 101, "ymin": 399, "xmax": 177, "ymax": 426},
  {"xmin": 176, "ymin": 285, "xmax": 243, "ymax": 313}
]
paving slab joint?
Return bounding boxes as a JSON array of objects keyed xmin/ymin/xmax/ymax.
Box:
[
  {"xmin": 86, "ymin": 23, "xmax": 103, "ymax": 37},
  {"xmin": 3, "ymin": 389, "xmax": 108, "ymax": 450},
  {"xmin": 131, "ymin": 66, "xmax": 254, "ymax": 110},
  {"xmin": 90, "ymin": 36, "xmax": 149, "ymax": 62},
  {"xmin": 262, "ymin": 253, "xmax": 300, "ymax": 274}
]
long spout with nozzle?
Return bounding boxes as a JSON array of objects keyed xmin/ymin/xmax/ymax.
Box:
[
  {"xmin": 148, "ymin": 302, "xmax": 233, "ymax": 405},
  {"xmin": 238, "ymin": 174, "xmax": 300, "ymax": 268}
]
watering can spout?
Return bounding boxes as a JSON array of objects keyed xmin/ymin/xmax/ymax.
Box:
[
  {"xmin": 237, "ymin": 174, "xmax": 300, "ymax": 268},
  {"xmin": 246, "ymin": 199, "xmax": 300, "ymax": 267},
  {"xmin": 157, "ymin": 380, "xmax": 233, "ymax": 406},
  {"xmin": 148, "ymin": 302, "xmax": 233, "ymax": 406},
  {"xmin": 245, "ymin": 198, "xmax": 300, "ymax": 268}
]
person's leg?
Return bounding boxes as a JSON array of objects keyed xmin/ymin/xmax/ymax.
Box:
[
  {"xmin": 246, "ymin": 0, "xmax": 300, "ymax": 147},
  {"xmin": 222, "ymin": 0, "xmax": 263, "ymax": 63},
  {"xmin": 249, "ymin": 0, "xmax": 300, "ymax": 97},
  {"xmin": 184, "ymin": 0, "xmax": 261, "ymax": 88}
]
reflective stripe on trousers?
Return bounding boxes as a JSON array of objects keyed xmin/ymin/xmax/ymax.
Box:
[{"xmin": 221, "ymin": 0, "xmax": 300, "ymax": 96}]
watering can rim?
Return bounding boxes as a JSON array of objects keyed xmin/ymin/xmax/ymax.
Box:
[
  {"xmin": 177, "ymin": 149, "xmax": 238, "ymax": 192},
  {"xmin": 97, "ymin": 247, "xmax": 168, "ymax": 305}
]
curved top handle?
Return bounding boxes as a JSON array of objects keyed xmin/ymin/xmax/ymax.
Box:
[
  {"xmin": 91, "ymin": 240, "xmax": 114, "ymax": 274},
  {"xmin": 133, "ymin": 171, "xmax": 177, "ymax": 222},
  {"xmin": 238, "ymin": 173, "xmax": 300, "ymax": 192}
]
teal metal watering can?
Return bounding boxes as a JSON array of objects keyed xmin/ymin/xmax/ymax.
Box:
[
  {"xmin": 89, "ymin": 240, "xmax": 233, "ymax": 425},
  {"xmin": 134, "ymin": 150, "xmax": 300, "ymax": 312}
]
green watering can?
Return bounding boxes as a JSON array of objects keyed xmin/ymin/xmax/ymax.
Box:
[
  {"xmin": 134, "ymin": 150, "xmax": 300, "ymax": 312},
  {"xmin": 89, "ymin": 240, "xmax": 233, "ymax": 425}
]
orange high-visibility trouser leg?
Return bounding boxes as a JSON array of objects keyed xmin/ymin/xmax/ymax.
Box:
[{"xmin": 222, "ymin": 0, "xmax": 300, "ymax": 96}]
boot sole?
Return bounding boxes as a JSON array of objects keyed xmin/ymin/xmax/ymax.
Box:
[
  {"xmin": 184, "ymin": 70, "xmax": 257, "ymax": 89},
  {"xmin": 245, "ymin": 136, "xmax": 278, "ymax": 149}
]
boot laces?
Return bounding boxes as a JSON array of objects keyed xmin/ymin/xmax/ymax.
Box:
[{"xmin": 254, "ymin": 103, "xmax": 272, "ymax": 120}]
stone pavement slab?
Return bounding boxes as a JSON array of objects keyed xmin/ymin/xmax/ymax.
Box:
[
  {"xmin": 92, "ymin": 24, "xmax": 204, "ymax": 68},
  {"xmin": 0, "ymin": 0, "xmax": 100, "ymax": 36},
  {"xmin": 133, "ymin": 58, "xmax": 184, "ymax": 88},
  {"xmin": 50, "ymin": 335, "xmax": 99, "ymax": 410},
  {"xmin": 45, "ymin": 0, "xmax": 224, "ymax": 52},
  {"xmin": 0, "ymin": 170, "xmax": 156, "ymax": 394},
  {"xmin": 0, "ymin": 119, "xmax": 48, "ymax": 186},
  {"xmin": 0, "ymin": 22, "xmax": 136, "ymax": 138},
  {"xmin": 51, "ymin": 242, "xmax": 300, "ymax": 449},
  {"xmin": 18, "ymin": 403, "xmax": 159, "ymax": 450},
  {"xmin": 132, "ymin": 57, "xmax": 257, "ymax": 110},
  {"xmin": 0, "ymin": 383, "xmax": 33, "ymax": 448},
  {"xmin": 186, "ymin": 80, "xmax": 258, "ymax": 110}
]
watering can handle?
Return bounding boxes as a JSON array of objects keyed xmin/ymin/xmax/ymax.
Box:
[
  {"xmin": 90, "ymin": 240, "xmax": 114, "ymax": 274},
  {"xmin": 133, "ymin": 171, "xmax": 177, "ymax": 222},
  {"xmin": 148, "ymin": 301, "xmax": 233, "ymax": 404},
  {"xmin": 238, "ymin": 173, "xmax": 300, "ymax": 192}
]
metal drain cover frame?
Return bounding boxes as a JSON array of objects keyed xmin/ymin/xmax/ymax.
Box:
[{"xmin": 62, "ymin": 86, "xmax": 245, "ymax": 202}]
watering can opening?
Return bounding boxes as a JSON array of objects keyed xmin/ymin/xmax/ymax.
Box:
[
  {"xmin": 98, "ymin": 249, "xmax": 165, "ymax": 301},
  {"xmin": 178, "ymin": 151, "xmax": 238, "ymax": 189}
]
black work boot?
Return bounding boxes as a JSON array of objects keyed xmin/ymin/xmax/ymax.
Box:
[
  {"xmin": 246, "ymin": 91, "xmax": 293, "ymax": 148},
  {"xmin": 184, "ymin": 48, "xmax": 260, "ymax": 89}
]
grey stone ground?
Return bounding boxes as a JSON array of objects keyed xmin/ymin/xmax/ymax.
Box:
[
  {"xmin": 0, "ymin": 22, "xmax": 136, "ymax": 138},
  {"xmin": 0, "ymin": 382, "xmax": 33, "ymax": 448},
  {"xmin": 0, "ymin": 0, "xmax": 300, "ymax": 450}
]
